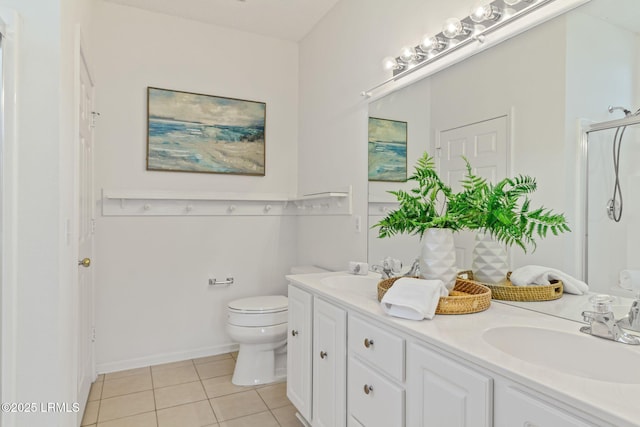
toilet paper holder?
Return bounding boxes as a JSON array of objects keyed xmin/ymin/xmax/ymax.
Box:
[{"xmin": 209, "ymin": 277, "xmax": 234, "ymax": 286}]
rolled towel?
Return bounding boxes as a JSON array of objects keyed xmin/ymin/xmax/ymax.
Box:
[
  {"xmin": 380, "ymin": 277, "xmax": 449, "ymax": 320},
  {"xmin": 510, "ymin": 265, "xmax": 589, "ymax": 295},
  {"xmin": 619, "ymin": 269, "xmax": 640, "ymax": 291}
]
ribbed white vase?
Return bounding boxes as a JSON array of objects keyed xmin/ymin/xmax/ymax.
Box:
[
  {"xmin": 419, "ymin": 228, "xmax": 457, "ymax": 290},
  {"xmin": 472, "ymin": 232, "xmax": 508, "ymax": 284}
]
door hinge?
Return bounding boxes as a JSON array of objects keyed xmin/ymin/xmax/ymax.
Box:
[
  {"xmin": 91, "ymin": 327, "xmax": 96, "ymax": 343},
  {"xmin": 91, "ymin": 218, "xmax": 96, "ymax": 234}
]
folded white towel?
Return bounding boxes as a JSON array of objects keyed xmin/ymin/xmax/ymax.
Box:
[
  {"xmin": 510, "ymin": 265, "xmax": 589, "ymax": 295},
  {"xmin": 380, "ymin": 277, "xmax": 449, "ymax": 320},
  {"xmin": 619, "ymin": 269, "xmax": 640, "ymax": 291}
]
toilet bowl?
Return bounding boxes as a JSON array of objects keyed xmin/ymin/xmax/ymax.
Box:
[{"xmin": 227, "ymin": 295, "xmax": 289, "ymax": 386}]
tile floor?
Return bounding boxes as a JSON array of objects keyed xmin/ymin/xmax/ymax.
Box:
[{"xmin": 81, "ymin": 352, "xmax": 303, "ymax": 427}]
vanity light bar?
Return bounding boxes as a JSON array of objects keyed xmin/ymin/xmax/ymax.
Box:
[{"xmin": 382, "ymin": 0, "xmax": 551, "ymax": 78}]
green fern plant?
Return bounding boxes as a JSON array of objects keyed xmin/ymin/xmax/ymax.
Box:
[{"xmin": 374, "ymin": 152, "xmax": 571, "ymax": 252}]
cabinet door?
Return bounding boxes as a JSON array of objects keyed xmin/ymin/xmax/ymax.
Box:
[
  {"xmin": 313, "ymin": 298, "xmax": 347, "ymax": 427},
  {"xmin": 407, "ymin": 342, "xmax": 492, "ymax": 427},
  {"xmin": 287, "ymin": 285, "xmax": 313, "ymax": 422},
  {"xmin": 496, "ymin": 384, "xmax": 601, "ymax": 427}
]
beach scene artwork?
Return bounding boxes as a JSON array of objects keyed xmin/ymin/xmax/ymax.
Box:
[
  {"xmin": 147, "ymin": 87, "xmax": 266, "ymax": 175},
  {"xmin": 368, "ymin": 117, "xmax": 407, "ymax": 182}
]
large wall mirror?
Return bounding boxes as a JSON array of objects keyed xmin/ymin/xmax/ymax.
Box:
[{"xmin": 367, "ymin": 0, "xmax": 640, "ymax": 304}]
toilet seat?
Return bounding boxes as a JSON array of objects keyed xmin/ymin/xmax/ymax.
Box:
[
  {"xmin": 227, "ymin": 295, "xmax": 288, "ymax": 327},
  {"xmin": 228, "ymin": 295, "xmax": 288, "ymax": 313}
]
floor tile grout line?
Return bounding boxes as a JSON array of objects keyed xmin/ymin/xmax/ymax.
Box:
[
  {"xmin": 254, "ymin": 387, "xmax": 285, "ymax": 426},
  {"xmin": 86, "ymin": 351, "xmax": 281, "ymax": 427}
]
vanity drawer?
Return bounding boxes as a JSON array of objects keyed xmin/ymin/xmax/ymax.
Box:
[
  {"xmin": 348, "ymin": 356, "xmax": 404, "ymax": 427},
  {"xmin": 348, "ymin": 314, "xmax": 404, "ymax": 381}
]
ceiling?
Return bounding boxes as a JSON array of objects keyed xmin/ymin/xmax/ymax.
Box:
[{"xmin": 102, "ymin": 0, "xmax": 341, "ymax": 42}]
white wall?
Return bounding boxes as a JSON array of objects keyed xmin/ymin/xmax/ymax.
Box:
[
  {"xmin": 0, "ymin": 0, "xmax": 92, "ymax": 425},
  {"xmin": 91, "ymin": 1, "xmax": 300, "ymax": 371}
]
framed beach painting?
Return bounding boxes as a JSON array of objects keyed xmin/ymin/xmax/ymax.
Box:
[
  {"xmin": 147, "ymin": 87, "xmax": 266, "ymax": 175},
  {"xmin": 368, "ymin": 117, "xmax": 407, "ymax": 182}
]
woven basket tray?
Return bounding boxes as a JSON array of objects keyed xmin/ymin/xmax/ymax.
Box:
[
  {"xmin": 377, "ymin": 276, "xmax": 491, "ymax": 315},
  {"xmin": 459, "ymin": 271, "xmax": 563, "ymax": 302}
]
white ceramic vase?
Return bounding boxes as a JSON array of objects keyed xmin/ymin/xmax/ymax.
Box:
[
  {"xmin": 419, "ymin": 228, "xmax": 458, "ymax": 290},
  {"xmin": 472, "ymin": 232, "xmax": 508, "ymax": 284}
]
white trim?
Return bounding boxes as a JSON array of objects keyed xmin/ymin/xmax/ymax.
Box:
[
  {"xmin": 577, "ymin": 118, "xmax": 592, "ymax": 282},
  {"xmin": 101, "ymin": 187, "xmax": 353, "ymax": 216},
  {"xmin": 96, "ymin": 343, "xmax": 239, "ymax": 374},
  {"xmin": 0, "ymin": 8, "xmax": 19, "ymax": 426}
]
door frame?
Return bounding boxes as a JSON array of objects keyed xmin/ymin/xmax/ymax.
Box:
[{"xmin": 0, "ymin": 7, "xmax": 19, "ymax": 427}]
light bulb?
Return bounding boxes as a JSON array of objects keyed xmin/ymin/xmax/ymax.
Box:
[
  {"xmin": 442, "ymin": 18, "xmax": 472, "ymax": 39},
  {"xmin": 419, "ymin": 35, "xmax": 447, "ymax": 53},
  {"xmin": 399, "ymin": 46, "xmax": 417, "ymax": 63},
  {"xmin": 470, "ymin": 2, "xmax": 501, "ymax": 23},
  {"xmin": 382, "ymin": 56, "xmax": 402, "ymax": 71}
]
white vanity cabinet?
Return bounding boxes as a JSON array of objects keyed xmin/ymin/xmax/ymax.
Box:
[
  {"xmin": 287, "ymin": 284, "xmax": 347, "ymax": 427},
  {"xmin": 287, "ymin": 276, "xmax": 625, "ymax": 427},
  {"xmin": 406, "ymin": 342, "xmax": 492, "ymax": 427}
]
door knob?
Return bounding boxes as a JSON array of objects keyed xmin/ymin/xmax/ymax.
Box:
[
  {"xmin": 320, "ymin": 351, "xmax": 327, "ymax": 359},
  {"xmin": 78, "ymin": 258, "xmax": 91, "ymax": 268}
]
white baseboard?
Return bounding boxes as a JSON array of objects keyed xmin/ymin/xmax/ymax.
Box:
[{"xmin": 96, "ymin": 343, "xmax": 239, "ymax": 374}]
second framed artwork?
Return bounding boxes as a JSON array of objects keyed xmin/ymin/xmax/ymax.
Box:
[
  {"xmin": 147, "ymin": 87, "xmax": 266, "ymax": 176},
  {"xmin": 368, "ymin": 117, "xmax": 408, "ymax": 182}
]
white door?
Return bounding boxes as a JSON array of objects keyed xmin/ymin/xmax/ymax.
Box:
[
  {"xmin": 437, "ymin": 116, "xmax": 509, "ymax": 269},
  {"xmin": 77, "ymin": 46, "xmax": 95, "ymax": 404}
]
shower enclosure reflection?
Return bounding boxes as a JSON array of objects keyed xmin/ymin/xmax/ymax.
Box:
[{"xmin": 586, "ymin": 118, "xmax": 640, "ymax": 295}]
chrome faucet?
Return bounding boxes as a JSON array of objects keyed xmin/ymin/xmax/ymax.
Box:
[
  {"xmin": 403, "ymin": 258, "xmax": 420, "ymax": 277},
  {"xmin": 580, "ymin": 295, "xmax": 640, "ymax": 345},
  {"xmin": 370, "ymin": 257, "xmax": 402, "ymax": 279},
  {"xmin": 617, "ymin": 292, "xmax": 640, "ymax": 332}
]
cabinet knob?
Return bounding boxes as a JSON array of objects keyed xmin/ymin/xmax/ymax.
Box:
[
  {"xmin": 363, "ymin": 384, "xmax": 373, "ymax": 395},
  {"xmin": 364, "ymin": 338, "xmax": 374, "ymax": 348},
  {"xmin": 291, "ymin": 330, "xmax": 298, "ymax": 337},
  {"xmin": 320, "ymin": 351, "xmax": 328, "ymax": 359}
]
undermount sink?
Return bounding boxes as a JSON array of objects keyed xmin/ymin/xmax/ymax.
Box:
[
  {"xmin": 482, "ymin": 326, "xmax": 640, "ymax": 383},
  {"xmin": 320, "ymin": 275, "xmax": 379, "ymax": 299}
]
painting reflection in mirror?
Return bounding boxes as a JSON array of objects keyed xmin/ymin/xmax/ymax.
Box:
[{"xmin": 368, "ymin": 117, "xmax": 408, "ymax": 182}]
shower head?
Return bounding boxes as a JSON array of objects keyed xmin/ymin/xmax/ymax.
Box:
[{"xmin": 608, "ymin": 105, "xmax": 632, "ymax": 117}]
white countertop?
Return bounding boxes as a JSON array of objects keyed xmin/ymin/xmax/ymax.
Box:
[{"xmin": 287, "ymin": 271, "xmax": 640, "ymax": 427}]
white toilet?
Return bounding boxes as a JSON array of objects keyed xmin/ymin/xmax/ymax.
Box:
[
  {"xmin": 227, "ymin": 295, "xmax": 289, "ymax": 386},
  {"xmin": 226, "ymin": 266, "xmax": 327, "ymax": 386}
]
